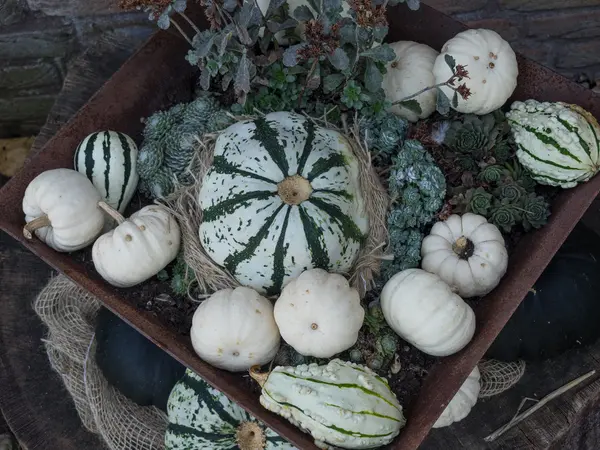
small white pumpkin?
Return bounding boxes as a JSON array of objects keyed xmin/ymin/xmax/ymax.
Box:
[
  {"xmin": 383, "ymin": 41, "xmax": 439, "ymax": 122},
  {"xmin": 380, "ymin": 269, "xmax": 475, "ymax": 356},
  {"xmin": 274, "ymin": 269, "xmax": 364, "ymax": 358},
  {"xmin": 433, "ymin": 366, "xmax": 481, "ymax": 428},
  {"xmin": 432, "ymin": 29, "xmax": 518, "ymax": 115},
  {"xmin": 421, "ymin": 213, "xmax": 508, "ymax": 298},
  {"xmin": 22, "ymin": 168, "xmax": 105, "ymax": 252},
  {"xmin": 92, "ymin": 203, "xmax": 180, "ymax": 288},
  {"xmin": 190, "ymin": 287, "xmax": 281, "ymax": 372}
]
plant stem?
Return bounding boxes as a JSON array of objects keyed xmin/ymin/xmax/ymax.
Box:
[
  {"xmin": 97, "ymin": 201, "xmax": 127, "ymax": 225},
  {"xmin": 177, "ymin": 11, "xmax": 201, "ymax": 35},
  {"xmin": 170, "ymin": 17, "xmax": 193, "ymax": 46},
  {"xmin": 298, "ymin": 58, "xmax": 319, "ymax": 108},
  {"xmin": 249, "ymin": 366, "xmax": 270, "ymax": 387},
  {"xmin": 23, "ymin": 215, "xmax": 51, "ymax": 240},
  {"xmin": 391, "ymin": 81, "xmax": 448, "ymax": 106}
]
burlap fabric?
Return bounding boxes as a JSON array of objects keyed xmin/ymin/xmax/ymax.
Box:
[
  {"xmin": 479, "ymin": 359, "xmax": 527, "ymax": 398},
  {"xmin": 34, "ymin": 275, "xmax": 168, "ymax": 450}
]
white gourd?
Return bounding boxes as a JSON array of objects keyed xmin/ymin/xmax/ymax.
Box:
[
  {"xmin": 22, "ymin": 168, "xmax": 105, "ymax": 252},
  {"xmin": 383, "ymin": 41, "xmax": 439, "ymax": 122},
  {"xmin": 433, "ymin": 366, "xmax": 481, "ymax": 428},
  {"xmin": 380, "ymin": 269, "xmax": 476, "ymax": 356},
  {"xmin": 92, "ymin": 204, "xmax": 180, "ymax": 287},
  {"xmin": 251, "ymin": 359, "xmax": 405, "ymax": 449},
  {"xmin": 507, "ymin": 99, "xmax": 600, "ymax": 188},
  {"xmin": 432, "ymin": 29, "xmax": 518, "ymax": 115},
  {"xmin": 274, "ymin": 269, "xmax": 364, "ymax": 358},
  {"xmin": 190, "ymin": 287, "xmax": 280, "ymax": 372},
  {"xmin": 421, "ymin": 213, "xmax": 508, "ymax": 298}
]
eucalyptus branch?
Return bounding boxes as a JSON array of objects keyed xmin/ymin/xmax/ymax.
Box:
[
  {"xmin": 391, "ymin": 81, "xmax": 448, "ymax": 105},
  {"xmin": 169, "ymin": 17, "xmax": 193, "ymax": 45}
]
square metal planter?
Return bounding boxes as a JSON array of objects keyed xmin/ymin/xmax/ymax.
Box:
[{"xmin": 2, "ymin": 4, "xmax": 600, "ymax": 449}]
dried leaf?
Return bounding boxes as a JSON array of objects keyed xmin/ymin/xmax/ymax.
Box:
[
  {"xmin": 199, "ymin": 67, "xmax": 211, "ymax": 91},
  {"xmin": 234, "ymin": 52, "xmax": 251, "ymax": 99},
  {"xmin": 323, "ymin": 73, "xmax": 346, "ymax": 93},
  {"xmin": 436, "ymin": 88, "xmax": 451, "ymax": 115},
  {"xmin": 398, "ymin": 99, "xmax": 422, "ymax": 115},
  {"xmin": 215, "ymin": 32, "xmax": 230, "ymax": 57},
  {"xmin": 445, "ymin": 54, "xmax": 456, "ymax": 71},
  {"xmin": 364, "ymin": 60, "xmax": 382, "ymax": 93},
  {"xmin": 253, "ymin": 48, "xmax": 283, "ymax": 66},
  {"xmin": 307, "ymin": 62, "xmax": 321, "ymax": 89},
  {"xmin": 283, "ymin": 43, "xmax": 306, "ymax": 67},
  {"xmin": 194, "ymin": 35, "xmax": 216, "ymax": 59},
  {"xmin": 328, "ymin": 47, "xmax": 350, "ymax": 70},
  {"xmin": 361, "ymin": 44, "xmax": 396, "ymax": 63},
  {"xmin": 222, "ymin": 73, "xmax": 233, "ymax": 91},
  {"xmin": 294, "ymin": 5, "xmax": 314, "ymax": 21}
]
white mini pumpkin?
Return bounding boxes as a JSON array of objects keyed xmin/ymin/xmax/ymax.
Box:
[
  {"xmin": 22, "ymin": 168, "xmax": 105, "ymax": 252},
  {"xmin": 190, "ymin": 287, "xmax": 281, "ymax": 372},
  {"xmin": 383, "ymin": 41, "xmax": 439, "ymax": 122},
  {"xmin": 421, "ymin": 213, "xmax": 508, "ymax": 298},
  {"xmin": 432, "ymin": 29, "xmax": 518, "ymax": 115},
  {"xmin": 433, "ymin": 366, "xmax": 481, "ymax": 428},
  {"xmin": 380, "ymin": 269, "xmax": 475, "ymax": 356},
  {"xmin": 92, "ymin": 203, "xmax": 180, "ymax": 288},
  {"xmin": 274, "ymin": 269, "xmax": 364, "ymax": 358}
]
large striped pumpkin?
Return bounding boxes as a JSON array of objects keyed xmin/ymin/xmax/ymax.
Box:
[
  {"xmin": 507, "ymin": 100, "xmax": 600, "ymax": 188},
  {"xmin": 199, "ymin": 112, "xmax": 369, "ymax": 295},
  {"xmin": 165, "ymin": 369, "xmax": 295, "ymax": 450},
  {"xmin": 74, "ymin": 130, "xmax": 139, "ymax": 213}
]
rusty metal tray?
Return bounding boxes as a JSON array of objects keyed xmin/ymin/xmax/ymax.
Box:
[{"xmin": 1, "ymin": 4, "xmax": 600, "ymax": 449}]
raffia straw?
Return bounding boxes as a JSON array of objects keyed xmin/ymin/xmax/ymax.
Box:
[{"xmin": 161, "ymin": 113, "xmax": 390, "ymax": 299}]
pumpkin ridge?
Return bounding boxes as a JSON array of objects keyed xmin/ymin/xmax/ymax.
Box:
[
  {"xmin": 518, "ymin": 123, "xmax": 583, "ymax": 164},
  {"xmin": 167, "ymin": 422, "xmax": 230, "ymax": 442},
  {"xmin": 84, "ymin": 132, "xmax": 99, "ymax": 183},
  {"xmin": 313, "ymin": 188, "xmax": 354, "ymax": 200},
  {"xmin": 306, "ymin": 153, "xmax": 347, "ymax": 182},
  {"xmin": 115, "ymin": 132, "xmax": 133, "ymax": 211},
  {"xmin": 298, "ymin": 204, "xmax": 329, "ymax": 268},
  {"xmin": 296, "ymin": 119, "xmax": 316, "ymax": 176},
  {"xmin": 212, "ymin": 155, "xmax": 278, "ymax": 185},
  {"xmin": 203, "ymin": 191, "xmax": 278, "ymax": 222},
  {"xmin": 102, "ymin": 132, "xmax": 112, "ymax": 199},
  {"xmin": 517, "ymin": 144, "xmax": 580, "ymax": 171},
  {"xmin": 323, "ymin": 403, "xmax": 403, "ymax": 423},
  {"xmin": 554, "ymin": 117, "xmax": 593, "ymax": 163},
  {"xmin": 308, "ymin": 197, "xmax": 364, "ymax": 242},
  {"xmin": 224, "ymin": 204, "xmax": 286, "ymax": 274},
  {"xmin": 267, "ymin": 206, "xmax": 292, "ymax": 296},
  {"xmin": 252, "ymin": 117, "xmax": 290, "ymax": 178},
  {"xmin": 587, "ymin": 121, "xmax": 600, "ymax": 163}
]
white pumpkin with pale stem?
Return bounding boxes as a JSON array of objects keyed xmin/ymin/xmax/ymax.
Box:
[
  {"xmin": 274, "ymin": 269, "xmax": 364, "ymax": 358},
  {"xmin": 380, "ymin": 269, "xmax": 475, "ymax": 356},
  {"xmin": 22, "ymin": 168, "xmax": 105, "ymax": 252},
  {"xmin": 433, "ymin": 366, "xmax": 481, "ymax": 428},
  {"xmin": 92, "ymin": 203, "xmax": 180, "ymax": 288},
  {"xmin": 421, "ymin": 213, "xmax": 508, "ymax": 298},
  {"xmin": 190, "ymin": 287, "xmax": 280, "ymax": 372},
  {"xmin": 432, "ymin": 28, "xmax": 518, "ymax": 115},
  {"xmin": 383, "ymin": 41, "xmax": 439, "ymax": 122}
]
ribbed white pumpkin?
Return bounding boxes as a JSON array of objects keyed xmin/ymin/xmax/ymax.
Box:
[
  {"xmin": 383, "ymin": 41, "xmax": 439, "ymax": 122},
  {"xmin": 433, "ymin": 366, "xmax": 481, "ymax": 428},
  {"xmin": 199, "ymin": 112, "xmax": 368, "ymax": 295},
  {"xmin": 507, "ymin": 99, "xmax": 600, "ymax": 188},
  {"xmin": 421, "ymin": 213, "xmax": 508, "ymax": 298},
  {"xmin": 432, "ymin": 29, "xmax": 518, "ymax": 115},
  {"xmin": 74, "ymin": 130, "xmax": 139, "ymax": 213},
  {"xmin": 252, "ymin": 359, "xmax": 405, "ymax": 449},
  {"xmin": 380, "ymin": 269, "xmax": 476, "ymax": 356}
]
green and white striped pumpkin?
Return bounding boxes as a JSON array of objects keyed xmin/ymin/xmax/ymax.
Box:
[
  {"xmin": 251, "ymin": 359, "xmax": 405, "ymax": 449},
  {"xmin": 507, "ymin": 100, "xmax": 600, "ymax": 188},
  {"xmin": 165, "ymin": 369, "xmax": 295, "ymax": 450},
  {"xmin": 74, "ymin": 131, "xmax": 139, "ymax": 213},
  {"xmin": 199, "ymin": 112, "xmax": 369, "ymax": 295}
]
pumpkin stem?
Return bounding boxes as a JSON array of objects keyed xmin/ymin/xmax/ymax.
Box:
[
  {"xmin": 249, "ymin": 365, "xmax": 269, "ymax": 387},
  {"xmin": 23, "ymin": 215, "xmax": 51, "ymax": 240},
  {"xmin": 236, "ymin": 421, "xmax": 266, "ymax": 450},
  {"xmin": 97, "ymin": 201, "xmax": 126, "ymax": 225},
  {"xmin": 453, "ymin": 236, "xmax": 475, "ymax": 259},
  {"xmin": 277, "ymin": 175, "xmax": 313, "ymax": 205}
]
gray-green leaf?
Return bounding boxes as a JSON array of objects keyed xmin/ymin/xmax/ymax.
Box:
[
  {"xmin": 234, "ymin": 52, "xmax": 251, "ymax": 98},
  {"xmin": 361, "ymin": 44, "xmax": 396, "ymax": 63},
  {"xmin": 323, "ymin": 73, "xmax": 346, "ymax": 93},
  {"xmin": 406, "ymin": 0, "xmax": 420, "ymax": 10},
  {"xmin": 399, "ymin": 99, "xmax": 422, "ymax": 115},
  {"xmin": 452, "ymin": 91, "xmax": 458, "ymax": 108},
  {"xmin": 373, "ymin": 26, "xmax": 388, "ymax": 42},
  {"xmin": 436, "ymin": 88, "xmax": 451, "ymax": 115},
  {"xmin": 157, "ymin": 11, "xmax": 170, "ymax": 30},
  {"xmin": 329, "ymin": 47, "xmax": 350, "ymax": 70},
  {"xmin": 339, "ymin": 23, "xmax": 357, "ymax": 45},
  {"xmin": 294, "ymin": 5, "xmax": 314, "ymax": 21},
  {"xmin": 283, "ymin": 44, "xmax": 306, "ymax": 67},
  {"xmin": 364, "ymin": 60, "xmax": 383, "ymax": 93},
  {"xmin": 445, "ymin": 54, "xmax": 456, "ymax": 71}
]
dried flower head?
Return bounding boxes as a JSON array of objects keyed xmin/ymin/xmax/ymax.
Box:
[
  {"xmin": 455, "ymin": 65, "xmax": 469, "ymax": 79},
  {"xmin": 297, "ymin": 19, "xmax": 341, "ymax": 61},
  {"xmin": 348, "ymin": 0, "xmax": 387, "ymax": 28},
  {"xmin": 457, "ymin": 83, "xmax": 472, "ymax": 100}
]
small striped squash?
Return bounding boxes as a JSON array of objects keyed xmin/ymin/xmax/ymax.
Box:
[
  {"xmin": 74, "ymin": 131, "xmax": 139, "ymax": 213},
  {"xmin": 507, "ymin": 100, "xmax": 600, "ymax": 188},
  {"xmin": 199, "ymin": 112, "xmax": 369, "ymax": 295},
  {"xmin": 165, "ymin": 369, "xmax": 295, "ymax": 450},
  {"xmin": 251, "ymin": 359, "xmax": 405, "ymax": 449}
]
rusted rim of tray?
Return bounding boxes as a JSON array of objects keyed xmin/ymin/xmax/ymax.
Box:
[{"xmin": 1, "ymin": 4, "xmax": 600, "ymax": 450}]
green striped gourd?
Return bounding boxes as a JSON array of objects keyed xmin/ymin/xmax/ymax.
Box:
[
  {"xmin": 165, "ymin": 369, "xmax": 295, "ymax": 450},
  {"xmin": 507, "ymin": 100, "xmax": 600, "ymax": 188},
  {"xmin": 74, "ymin": 131, "xmax": 139, "ymax": 213},
  {"xmin": 199, "ymin": 112, "xmax": 369, "ymax": 295},
  {"xmin": 250, "ymin": 359, "xmax": 405, "ymax": 450}
]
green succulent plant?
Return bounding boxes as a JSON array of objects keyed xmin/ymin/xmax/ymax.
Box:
[
  {"xmin": 359, "ymin": 112, "xmax": 408, "ymax": 161},
  {"xmin": 489, "ymin": 202, "xmax": 519, "ymax": 233},
  {"xmin": 520, "ymin": 193, "xmax": 551, "ymax": 231},
  {"xmin": 469, "ymin": 187, "xmax": 492, "ymax": 215}
]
